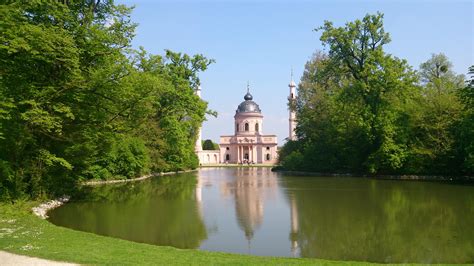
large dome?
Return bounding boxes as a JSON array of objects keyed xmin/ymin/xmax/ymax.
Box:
[{"xmin": 236, "ymin": 92, "xmax": 261, "ymax": 113}]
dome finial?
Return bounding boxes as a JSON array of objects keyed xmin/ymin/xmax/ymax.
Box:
[{"xmin": 244, "ymin": 81, "xmax": 253, "ymax": 101}]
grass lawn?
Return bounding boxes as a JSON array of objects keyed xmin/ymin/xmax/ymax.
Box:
[{"xmin": 0, "ymin": 202, "xmax": 355, "ymax": 265}]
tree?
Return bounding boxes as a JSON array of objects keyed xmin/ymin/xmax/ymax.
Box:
[
  {"xmin": 419, "ymin": 53, "xmax": 465, "ymax": 93},
  {"xmin": 0, "ymin": 1, "xmax": 213, "ymax": 200},
  {"xmin": 401, "ymin": 54, "xmax": 465, "ymax": 174},
  {"xmin": 279, "ymin": 13, "xmax": 472, "ymax": 176},
  {"xmin": 315, "ymin": 12, "xmax": 418, "ymax": 173},
  {"xmin": 202, "ymin": 139, "xmax": 218, "ymax": 150},
  {"xmin": 455, "ymin": 65, "xmax": 474, "ymax": 173}
]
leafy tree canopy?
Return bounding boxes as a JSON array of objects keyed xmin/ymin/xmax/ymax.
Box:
[
  {"xmin": 279, "ymin": 13, "xmax": 472, "ymax": 176},
  {"xmin": 0, "ymin": 0, "xmax": 213, "ymax": 201}
]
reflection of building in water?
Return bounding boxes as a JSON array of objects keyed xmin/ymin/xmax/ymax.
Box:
[
  {"xmin": 220, "ymin": 168, "xmax": 278, "ymax": 241},
  {"xmin": 195, "ymin": 175, "xmax": 203, "ymax": 219},
  {"xmin": 289, "ymin": 195, "xmax": 299, "ymax": 257}
]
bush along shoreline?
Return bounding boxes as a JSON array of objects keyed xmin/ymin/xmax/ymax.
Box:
[{"xmin": 272, "ymin": 166, "xmax": 474, "ymax": 182}]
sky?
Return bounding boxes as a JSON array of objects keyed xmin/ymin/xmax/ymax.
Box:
[{"xmin": 117, "ymin": 0, "xmax": 473, "ymax": 146}]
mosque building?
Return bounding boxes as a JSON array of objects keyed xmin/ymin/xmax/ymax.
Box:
[{"xmin": 195, "ymin": 78, "xmax": 296, "ymax": 165}]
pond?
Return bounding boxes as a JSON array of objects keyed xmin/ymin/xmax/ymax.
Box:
[{"xmin": 48, "ymin": 167, "xmax": 474, "ymax": 263}]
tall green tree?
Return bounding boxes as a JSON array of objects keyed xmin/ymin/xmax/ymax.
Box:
[
  {"xmin": 402, "ymin": 54, "xmax": 465, "ymax": 174},
  {"xmin": 0, "ymin": 1, "xmax": 212, "ymax": 200},
  {"xmin": 306, "ymin": 13, "xmax": 417, "ymax": 173},
  {"xmin": 455, "ymin": 65, "xmax": 474, "ymax": 173},
  {"xmin": 279, "ymin": 13, "xmax": 471, "ymax": 176}
]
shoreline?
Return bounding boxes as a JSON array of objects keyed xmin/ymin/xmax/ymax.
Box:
[
  {"xmin": 82, "ymin": 169, "xmax": 198, "ymax": 186},
  {"xmin": 199, "ymin": 164, "xmax": 275, "ymax": 168},
  {"xmin": 32, "ymin": 169, "xmax": 198, "ymax": 219},
  {"xmin": 20, "ymin": 167, "xmax": 473, "ymax": 264},
  {"xmin": 1, "ymin": 203, "xmax": 339, "ymax": 265},
  {"xmin": 32, "ymin": 196, "xmax": 70, "ymax": 219},
  {"xmin": 272, "ymin": 168, "xmax": 474, "ymax": 182}
]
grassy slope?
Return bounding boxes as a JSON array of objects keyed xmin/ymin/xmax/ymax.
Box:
[{"xmin": 0, "ymin": 202, "xmax": 355, "ymax": 265}]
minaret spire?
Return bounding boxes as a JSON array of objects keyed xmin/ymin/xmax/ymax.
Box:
[
  {"xmin": 288, "ymin": 70, "xmax": 297, "ymax": 141},
  {"xmin": 247, "ymin": 81, "xmax": 250, "ymax": 93}
]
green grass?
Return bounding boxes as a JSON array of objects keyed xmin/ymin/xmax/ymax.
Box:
[{"xmin": 0, "ymin": 202, "xmax": 357, "ymax": 265}]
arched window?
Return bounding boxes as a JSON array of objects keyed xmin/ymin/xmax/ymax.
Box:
[
  {"xmin": 214, "ymin": 154, "xmax": 218, "ymax": 163},
  {"xmin": 226, "ymin": 154, "xmax": 230, "ymax": 161},
  {"xmin": 245, "ymin": 123, "xmax": 249, "ymax": 131},
  {"xmin": 206, "ymin": 154, "xmax": 210, "ymax": 163},
  {"xmin": 266, "ymin": 154, "xmax": 271, "ymax": 161},
  {"xmin": 255, "ymin": 123, "xmax": 259, "ymax": 132},
  {"xmin": 236, "ymin": 123, "xmax": 239, "ymax": 132}
]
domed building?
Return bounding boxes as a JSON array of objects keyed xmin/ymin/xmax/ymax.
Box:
[
  {"xmin": 219, "ymin": 85, "xmax": 278, "ymax": 164},
  {"xmin": 195, "ymin": 79, "xmax": 296, "ymax": 165}
]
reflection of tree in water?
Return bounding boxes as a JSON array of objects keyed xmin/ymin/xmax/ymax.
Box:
[
  {"xmin": 220, "ymin": 167, "xmax": 278, "ymax": 241},
  {"xmin": 280, "ymin": 176, "xmax": 474, "ymax": 263},
  {"xmin": 49, "ymin": 173, "xmax": 207, "ymax": 249}
]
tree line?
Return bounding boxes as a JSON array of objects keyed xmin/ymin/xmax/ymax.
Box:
[
  {"xmin": 0, "ymin": 0, "xmax": 214, "ymax": 201},
  {"xmin": 279, "ymin": 13, "xmax": 473, "ymax": 176}
]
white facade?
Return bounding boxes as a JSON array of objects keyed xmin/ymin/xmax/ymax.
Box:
[{"xmin": 197, "ymin": 150, "xmax": 220, "ymax": 164}]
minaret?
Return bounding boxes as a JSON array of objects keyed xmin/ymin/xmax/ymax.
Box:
[
  {"xmin": 288, "ymin": 70, "xmax": 297, "ymax": 141},
  {"xmin": 195, "ymin": 85, "xmax": 203, "ymax": 152}
]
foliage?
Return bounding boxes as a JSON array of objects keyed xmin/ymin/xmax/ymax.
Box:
[
  {"xmin": 202, "ymin": 139, "xmax": 219, "ymax": 150},
  {"xmin": 279, "ymin": 13, "xmax": 472, "ymax": 176},
  {"xmin": 455, "ymin": 65, "xmax": 474, "ymax": 172},
  {"xmin": 0, "ymin": 1, "xmax": 212, "ymax": 200}
]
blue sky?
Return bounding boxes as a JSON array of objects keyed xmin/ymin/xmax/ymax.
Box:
[{"xmin": 117, "ymin": 0, "xmax": 473, "ymax": 145}]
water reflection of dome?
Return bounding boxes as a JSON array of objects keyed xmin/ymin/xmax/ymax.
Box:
[
  {"xmin": 235, "ymin": 179, "xmax": 264, "ymax": 240},
  {"xmin": 220, "ymin": 168, "xmax": 278, "ymax": 240}
]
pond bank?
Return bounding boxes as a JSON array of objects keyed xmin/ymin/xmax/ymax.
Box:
[
  {"xmin": 0, "ymin": 203, "xmax": 337, "ymax": 265},
  {"xmin": 32, "ymin": 196, "xmax": 70, "ymax": 219},
  {"xmin": 200, "ymin": 164, "xmax": 275, "ymax": 168},
  {"xmin": 82, "ymin": 169, "xmax": 198, "ymax": 186},
  {"xmin": 272, "ymin": 168, "xmax": 474, "ymax": 182},
  {"xmin": 31, "ymin": 170, "xmax": 199, "ymax": 219}
]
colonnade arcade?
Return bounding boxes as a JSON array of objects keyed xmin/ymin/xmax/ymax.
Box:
[{"xmin": 237, "ymin": 144, "xmax": 256, "ymax": 163}]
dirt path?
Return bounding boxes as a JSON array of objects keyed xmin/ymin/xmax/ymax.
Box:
[{"xmin": 0, "ymin": 251, "xmax": 77, "ymax": 265}]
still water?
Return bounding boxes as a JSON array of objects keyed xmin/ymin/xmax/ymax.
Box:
[{"xmin": 48, "ymin": 168, "xmax": 474, "ymax": 263}]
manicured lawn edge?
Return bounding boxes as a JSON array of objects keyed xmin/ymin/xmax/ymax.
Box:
[{"xmin": 0, "ymin": 202, "xmax": 349, "ymax": 265}]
